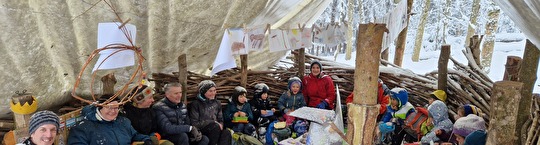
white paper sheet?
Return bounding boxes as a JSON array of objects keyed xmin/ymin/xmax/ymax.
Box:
[
  {"xmin": 212, "ymin": 30, "xmax": 238, "ymax": 75},
  {"xmin": 92, "ymin": 22, "xmax": 137, "ymax": 72},
  {"xmin": 268, "ymin": 29, "xmax": 292, "ymax": 52},
  {"xmin": 245, "ymin": 26, "xmax": 266, "ymax": 52},
  {"xmin": 228, "ymin": 28, "xmax": 248, "ymax": 55}
]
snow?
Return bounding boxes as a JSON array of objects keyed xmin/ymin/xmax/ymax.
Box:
[{"xmin": 322, "ymin": 33, "xmax": 540, "ymax": 93}]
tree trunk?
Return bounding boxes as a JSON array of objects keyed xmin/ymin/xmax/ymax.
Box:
[
  {"xmin": 503, "ymin": 56, "xmax": 522, "ymax": 81},
  {"xmin": 345, "ymin": 0, "xmax": 359, "ymax": 60},
  {"xmin": 480, "ymin": 8, "xmax": 500, "ymax": 73},
  {"xmin": 394, "ymin": 0, "xmax": 413, "ymax": 66},
  {"xmin": 465, "ymin": 0, "xmax": 481, "ymax": 47},
  {"xmin": 469, "ymin": 35, "xmax": 483, "ymax": 67},
  {"xmin": 381, "ymin": 48, "xmax": 389, "ymax": 65},
  {"xmin": 346, "ymin": 23, "xmax": 386, "ymax": 145},
  {"xmin": 177, "ymin": 54, "xmax": 188, "ymax": 103},
  {"xmin": 516, "ymin": 40, "xmax": 540, "ymax": 145},
  {"xmin": 487, "ymin": 81, "xmax": 523, "ymax": 145},
  {"xmin": 412, "ymin": 0, "xmax": 430, "ymax": 62},
  {"xmin": 438, "ymin": 45, "xmax": 450, "ymax": 91},
  {"xmin": 296, "ymin": 48, "xmax": 306, "ymax": 78},
  {"xmin": 240, "ymin": 54, "xmax": 248, "ymax": 88},
  {"xmin": 101, "ymin": 73, "xmax": 116, "ymax": 95}
]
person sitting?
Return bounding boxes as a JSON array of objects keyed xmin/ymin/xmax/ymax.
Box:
[
  {"xmin": 452, "ymin": 114, "xmax": 487, "ymax": 145},
  {"xmin": 68, "ymin": 95, "xmax": 152, "ymax": 145},
  {"xmin": 302, "ymin": 60, "xmax": 336, "ymax": 110},
  {"xmin": 224, "ymin": 86, "xmax": 256, "ymax": 135},
  {"xmin": 188, "ymin": 80, "xmax": 232, "ymax": 145},
  {"xmin": 427, "ymin": 90, "xmax": 447, "ymax": 105},
  {"xmin": 248, "ymin": 83, "xmax": 277, "ymax": 127},
  {"xmin": 379, "ymin": 88, "xmax": 416, "ymax": 145},
  {"xmin": 420, "ymin": 100, "xmax": 453, "ymax": 144},
  {"xmin": 346, "ymin": 78, "xmax": 390, "ymax": 121},
  {"xmin": 19, "ymin": 110, "xmax": 60, "ymax": 145},
  {"xmin": 153, "ymin": 83, "xmax": 209, "ymax": 145},
  {"xmin": 278, "ymin": 77, "xmax": 307, "ymax": 127},
  {"xmin": 456, "ymin": 104, "xmax": 484, "ymax": 119}
]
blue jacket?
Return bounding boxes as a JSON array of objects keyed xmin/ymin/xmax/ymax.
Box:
[
  {"xmin": 382, "ymin": 88, "xmax": 414, "ymax": 124},
  {"xmin": 277, "ymin": 91, "xmax": 306, "ymax": 114},
  {"xmin": 152, "ymin": 98, "xmax": 192, "ymax": 136},
  {"xmin": 68, "ymin": 105, "xmax": 150, "ymax": 145},
  {"xmin": 223, "ymin": 101, "xmax": 253, "ymax": 128}
]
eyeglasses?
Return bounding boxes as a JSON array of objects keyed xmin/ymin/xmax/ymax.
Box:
[{"xmin": 104, "ymin": 105, "xmax": 120, "ymax": 111}]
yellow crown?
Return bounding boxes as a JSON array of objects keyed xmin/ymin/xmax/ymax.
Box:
[{"xmin": 10, "ymin": 96, "xmax": 38, "ymax": 115}]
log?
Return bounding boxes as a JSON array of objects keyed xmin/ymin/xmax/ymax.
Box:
[
  {"xmin": 438, "ymin": 45, "xmax": 450, "ymax": 91},
  {"xmin": 101, "ymin": 73, "xmax": 116, "ymax": 95},
  {"xmin": 503, "ymin": 56, "xmax": 522, "ymax": 81},
  {"xmin": 241, "ymin": 54, "xmax": 248, "ymax": 88},
  {"xmin": 178, "ymin": 54, "xmax": 188, "ymax": 103},
  {"xmin": 348, "ymin": 23, "xmax": 386, "ymax": 145},
  {"xmin": 296, "ymin": 48, "xmax": 306, "ymax": 78},
  {"xmin": 487, "ymin": 81, "xmax": 523, "ymax": 145},
  {"xmin": 517, "ymin": 39, "xmax": 540, "ymax": 145},
  {"xmin": 469, "ymin": 35, "xmax": 483, "ymax": 67}
]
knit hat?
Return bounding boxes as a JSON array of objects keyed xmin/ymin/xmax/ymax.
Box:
[
  {"xmin": 130, "ymin": 85, "xmax": 154, "ymax": 104},
  {"xmin": 390, "ymin": 88, "xmax": 408, "ymax": 108},
  {"xmin": 28, "ymin": 110, "xmax": 60, "ymax": 135},
  {"xmin": 232, "ymin": 86, "xmax": 247, "ymax": 105},
  {"xmin": 310, "ymin": 60, "xmax": 322, "ymax": 72},
  {"xmin": 430, "ymin": 90, "xmax": 447, "ymax": 102},
  {"xmin": 463, "ymin": 104, "xmax": 483, "ymax": 116},
  {"xmin": 254, "ymin": 83, "xmax": 269, "ymax": 95},
  {"xmin": 453, "ymin": 114, "xmax": 486, "ymax": 137},
  {"xmin": 198, "ymin": 80, "xmax": 216, "ymax": 97},
  {"xmin": 287, "ymin": 77, "xmax": 302, "ymax": 91}
]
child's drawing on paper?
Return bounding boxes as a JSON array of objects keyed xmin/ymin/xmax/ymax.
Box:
[
  {"xmin": 288, "ymin": 29, "xmax": 302, "ymax": 50},
  {"xmin": 228, "ymin": 28, "xmax": 247, "ymax": 55},
  {"xmin": 300, "ymin": 28, "xmax": 313, "ymax": 48},
  {"xmin": 245, "ymin": 26, "xmax": 266, "ymax": 51},
  {"xmin": 313, "ymin": 25, "xmax": 326, "ymax": 45},
  {"xmin": 268, "ymin": 29, "xmax": 292, "ymax": 52}
]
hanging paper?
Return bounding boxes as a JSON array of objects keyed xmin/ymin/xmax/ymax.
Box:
[
  {"xmin": 212, "ymin": 30, "xmax": 238, "ymax": 75},
  {"xmin": 227, "ymin": 28, "xmax": 247, "ymax": 55},
  {"xmin": 244, "ymin": 26, "xmax": 266, "ymax": 52},
  {"xmin": 268, "ymin": 29, "xmax": 292, "ymax": 52},
  {"xmin": 300, "ymin": 27, "xmax": 313, "ymax": 48},
  {"xmin": 92, "ymin": 22, "xmax": 137, "ymax": 72}
]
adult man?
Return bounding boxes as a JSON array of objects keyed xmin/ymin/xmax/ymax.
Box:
[
  {"xmin": 153, "ymin": 83, "xmax": 209, "ymax": 145},
  {"xmin": 19, "ymin": 110, "xmax": 60, "ymax": 145},
  {"xmin": 189, "ymin": 80, "xmax": 232, "ymax": 145}
]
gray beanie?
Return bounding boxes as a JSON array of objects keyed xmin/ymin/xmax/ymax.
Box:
[
  {"xmin": 28, "ymin": 110, "xmax": 60, "ymax": 134},
  {"xmin": 198, "ymin": 80, "xmax": 217, "ymax": 96}
]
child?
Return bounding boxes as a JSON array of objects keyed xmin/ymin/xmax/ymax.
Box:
[
  {"xmin": 456, "ymin": 104, "xmax": 484, "ymax": 119},
  {"xmin": 420, "ymin": 100, "xmax": 453, "ymax": 144},
  {"xmin": 224, "ymin": 86, "xmax": 256, "ymax": 135},
  {"xmin": 248, "ymin": 83, "xmax": 277, "ymax": 127},
  {"xmin": 278, "ymin": 77, "xmax": 307, "ymax": 126},
  {"xmin": 428, "ymin": 90, "xmax": 447, "ymax": 105},
  {"xmin": 452, "ymin": 114, "xmax": 487, "ymax": 145},
  {"xmin": 346, "ymin": 79, "xmax": 390, "ymax": 120},
  {"xmin": 380, "ymin": 88, "xmax": 415, "ymax": 145}
]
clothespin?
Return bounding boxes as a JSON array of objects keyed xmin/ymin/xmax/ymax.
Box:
[
  {"xmin": 297, "ymin": 23, "xmax": 302, "ymax": 31},
  {"xmin": 265, "ymin": 24, "xmax": 271, "ymax": 34}
]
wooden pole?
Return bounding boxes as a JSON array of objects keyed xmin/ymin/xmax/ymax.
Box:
[
  {"xmin": 381, "ymin": 48, "xmax": 389, "ymax": 66},
  {"xmin": 347, "ymin": 23, "xmax": 386, "ymax": 145},
  {"xmin": 516, "ymin": 39, "xmax": 540, "ymax": 145},
  {"xmin": 487, "ymin": 81, "xmax": 523, "ymax": 145},
  {"xmin": 503, "ymin": 56, "xmax": 522, "ymax": 81},
  {"xmin": 469, "ymin": 35, "xmax": 483, "ymax": 67},
  {"xmin": 438, "ymin": 45, "xmax": 450, "ymax": 91},
  {"xmin": 178, "ymin": 54, "xmax": 188, "ymax": 103},
  {"xmin": 394, "ymin": 0, "xmax": 413, "ymax": 66},
  {"xmin": 240, "ymin": 54, "xmax": 248, "ymax": 88},
  {"xmin": 297, "ymin": 48, "xmax": 306, "ymax": 78},
  {"xmin": 100, "ymin": 73, "xmax": 116, "ymax": 95}
]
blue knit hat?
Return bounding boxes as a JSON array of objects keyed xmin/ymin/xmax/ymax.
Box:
[{"xmin": 28, "ymin": 110, "xmax": 60, "ymax": 135}]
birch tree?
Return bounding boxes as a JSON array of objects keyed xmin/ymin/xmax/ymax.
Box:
[
  {"xmin": 480, "ymin": 2, "xmax": 500, "ymax": 73},
  {"xmin": 465, "ymin": 0, "xmax": 481, "ymax": 46},
  {"xmin": 412, "ymin": 0, "xmax": 430, "ymax": 62}
]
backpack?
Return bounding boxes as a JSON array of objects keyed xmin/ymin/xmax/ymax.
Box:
[{"xmin": 403, "ymin": 107, "xmax": 429, "ymax": 140}]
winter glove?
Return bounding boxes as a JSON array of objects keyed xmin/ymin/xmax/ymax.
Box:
[
  {"xmin": 142, "ymin": 139, "xmax": 153, "ymax": 145},
  {"xmin": 316, "ymin": 101, "xmax": 329, "ymax": 109},
  {"xmin": 189, "ymin": 126, "xmax": 203, "ymax": 142},
  {"xmin": 378, "ymin": 122, "xmax": 395, "ymax": 134}
]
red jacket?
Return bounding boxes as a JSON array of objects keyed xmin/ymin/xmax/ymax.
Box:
[
  {"xmin": 346, "ymin": 82, "xmax": 389, "ymax": 115},
  {"xmin": 302, "ymin": 73, "xmax": 336, "ymax": 109}
]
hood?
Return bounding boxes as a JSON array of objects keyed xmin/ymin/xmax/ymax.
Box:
[
  {"xmin": 463, "ymin": 130, "xmax": 487, "ymax": 145},
  {"xmin": 427, "ymin": 100, "xmax": 450, "ymax": 124},
  {"xmin": 287, "ymin": 77, "xmax": 302, "ymax": 92},
  {"xmin": 81, "ymin": 105, "xmax": 99, "ymax": 122},
  {"xmin": 390, "ymin": 88, "xmax": 408, "ymax": 108}
]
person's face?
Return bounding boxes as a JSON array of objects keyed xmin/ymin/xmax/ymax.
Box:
[
  {"xmin": 311, "ymin": 64, "xmax": 321, "ymax": 76},
  {"xmin": 261, "ymin": 93, "xmax": 268, "ymax": 100},
  {"xmin": 204, "ymin": 87, "xmax": 217, "ymax": 100},
  {"xmin": 165, "ymin": 86, "xmax": 182, "ymax": 104},
  {"xmin": 100, "ymin": 101, "xmax": 120, "ymax": 121},
  {"xmin": 238, "ymin": 94, "xmax": 247, "ymax": 104},
  {"xmin": 455, "ymin": 134, "xmax": 465, "ymax": 145},
  {"xmin": 138, "ymin": 95, "xmax": 155, "ymax": 108},
  {"xmin": 30, "ymin": 124, "xmax": 57, "ymax": 145},
  {"xmin": 291, "ymin": 83, "xmax": 300, "ymax": 94},
  {"xmin": 428, "ymin": 98, "xmax": 435, "ymax": 105},
  {"xmin": 457, "ymin": 109, "xmax": 465, "ymax": 119},
  {"xmin": 390, "ymin": 97, "xmax": 399, "ymax": 108}
]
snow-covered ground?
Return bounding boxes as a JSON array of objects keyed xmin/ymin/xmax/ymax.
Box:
[{"xmin": 323, "ymin": 33, "xmax": 540, "ymax": 93}]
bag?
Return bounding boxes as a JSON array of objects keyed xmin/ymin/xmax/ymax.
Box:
[{"xmin": 403, "ymin": 107, "xmax": 429, "ymax": 140}]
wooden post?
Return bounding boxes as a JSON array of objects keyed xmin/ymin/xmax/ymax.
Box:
[
  {"xmin": 394, "ymin": 0, "xmax": 413, "ymax": 66},
  {"xmin": 503, "ymin": 56, "xmax": 522, "ymax": 81},
  {"xmin": 240, "ymin": 54, "xmax": 248, "ymax": 88},
  {"xmin": 381, "ymin": 48, "xmax": 389, "ymax": 66},
  {"xmin": 516, "ymin": 39, "xmax": 540, "ymax": 145},
  {"xmin": 487, "ymin": 81, "xmax": 523, "ymax": 145},
  {"xmin": 438, "ymin": 45, "xmax": 450, "ymax": 91},
  {"xmin": 296, "ymin": 48, "xmax": 306, "ymax": 78},
  {"xmin": 469, "ymin": 35, "xmax": 483, "ymax": 67},
  {"xmin": 10, "ymin": 91, "xmax": 37, "ymax": 129},
  {"xmin": 100, "ymin": 73, "xmax": 116, "ymax": 95},
  {"xmin": 178, "ymin": 54, "xmax": 188, "ymax": 103},
  {"xmin": 346, "ymin": 23, "xmax": 386, "ymax": 145}
]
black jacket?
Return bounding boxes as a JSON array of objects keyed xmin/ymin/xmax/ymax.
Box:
[
  {"xmin": 152, "ymin": 98, "xmax": 191, "ymax": 136},
  {"xmin": 248, "ymin": 97, "xmax": 274, "ymax": 119},
  {"xmin": 188, "ymin": 95, "xmax": 224, "ymax": 129},
  {"xmin": 121, "ymin": 103, "xmax": 157, "ymax": 135}
]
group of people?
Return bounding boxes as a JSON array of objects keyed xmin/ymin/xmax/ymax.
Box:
[{"xmin": 18, "ymin": 59, "xmax": 487, "ymax": 145}]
